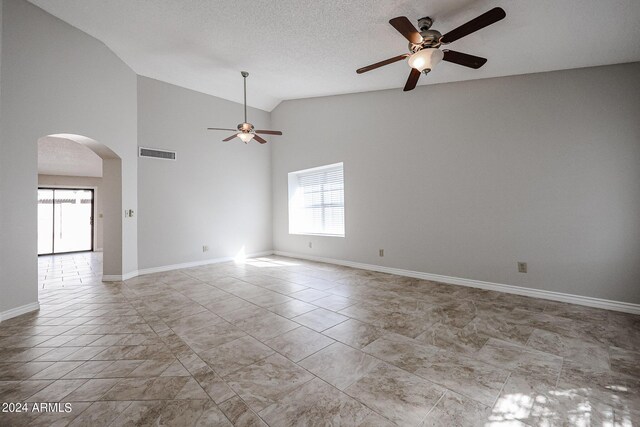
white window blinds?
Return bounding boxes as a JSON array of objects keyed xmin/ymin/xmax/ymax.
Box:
[{"xmin": 288, "ymin": 163, "xmax": 345, "ymax": 236}]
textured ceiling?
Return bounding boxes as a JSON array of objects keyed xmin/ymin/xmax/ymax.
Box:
[
  {"xmin": 38, "ymin": 137, "xmax": 103, "ymax": 177},
  {"xmin": 29, "ymin": 0, "xmax": 640, "ymax": 111}
]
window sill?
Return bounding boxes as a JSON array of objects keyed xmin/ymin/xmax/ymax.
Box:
[{"xmin": 289, "ymin": 232, "xmax": 345, "ymax": 238}]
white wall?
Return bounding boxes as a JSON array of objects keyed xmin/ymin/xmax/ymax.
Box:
[
  {"xmin": 271, "ymin": 62, "xmax": 640, "ymax": 304},
  {"xmin": 137, "ymin": 77, "xmax": 272, "ymax": 270},
  {"xmin": 0, "ymin": 0, "xmax": 138, "ymax": 314},
  {"xmin": 0, "ymin": 0, "xmax": 4, "ymax": 310},
  {"xmin": 38, "ymin": 174, "xmax": 104, "ymax": 251}
]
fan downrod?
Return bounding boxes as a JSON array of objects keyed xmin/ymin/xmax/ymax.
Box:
[{"xmin": 418, "ymin": 17, "xmax": 433, "ymax": 31}]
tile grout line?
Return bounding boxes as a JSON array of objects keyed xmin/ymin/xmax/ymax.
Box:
[
  {"xmin": 420, "ymin": 389, "xmax": 447, "ymax": 425},
  {"xmin": 491, "ymin": 371, "xmax": 511, "ymax": 410}
]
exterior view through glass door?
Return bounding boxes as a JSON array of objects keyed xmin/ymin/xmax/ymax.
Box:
[{"xmin": 38, "ymin": 188, "xmax": 94, "ymax": 255}]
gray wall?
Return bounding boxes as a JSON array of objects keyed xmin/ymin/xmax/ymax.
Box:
[
  {"xmin": 38, "ymin": 174, "xmax": 104, "ymax": 251},
  {"xmin": 271, "ymin": 62, "xmax": 640, "ymax": 304},
  {"xmin": 1, "ymin": 0, "xmax": 638, "ymax": 318},
  {"xmin": 0, "ymin": 0, "xmax": 138, "ymax": 313},
  {"xmin": 137, "ymin": 77, "xmax": 272, "ymax": 270}
]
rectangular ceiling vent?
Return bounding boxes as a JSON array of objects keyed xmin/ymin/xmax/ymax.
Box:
[{"xmin": 139, "ymin": 147, "xmax": 176, "ymax": 161}]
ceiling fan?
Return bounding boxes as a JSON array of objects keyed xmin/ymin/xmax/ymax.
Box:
[
  {"xmin": 356, "ymin": 7, "xmax": 506, "ymax": 91},
  {"xmin": 207, "ymin": 71, "xmax": 282, "ymax": 144}
]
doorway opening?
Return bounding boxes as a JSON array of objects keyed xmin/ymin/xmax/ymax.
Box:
[
  {"xmin": 38, "ymin": 188, "xmax": 95, "ymax": 255},
  {"xmin": 37, "ymin": 133, "xmax": 123, "ymax": 280}
]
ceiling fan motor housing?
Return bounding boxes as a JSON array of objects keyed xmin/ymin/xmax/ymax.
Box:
[
  {"xmin": 238, "ymin": 122, "xmax": 254, "ymax": 132},
  {"xmin": 411, "ymin": 29, "xmax": 442, "ymax": 53}
]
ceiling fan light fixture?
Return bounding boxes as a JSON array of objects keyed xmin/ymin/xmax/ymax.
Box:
[
  {"xmin": 407, "ymin": 48, "xmax": 444, "ymax": 72},
  {"xmin": 238, "ymin": 133, "xmax": 255, "ymax": 143}
]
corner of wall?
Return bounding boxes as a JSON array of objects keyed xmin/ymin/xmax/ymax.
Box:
[{"xmin": 0, "ymin": 0, "xmax": 7, "ymax": 313}]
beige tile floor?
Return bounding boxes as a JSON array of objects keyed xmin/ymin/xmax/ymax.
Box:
[{"xmin": 1, "ymin": 252, "xmax": 639, "ymax": 426}]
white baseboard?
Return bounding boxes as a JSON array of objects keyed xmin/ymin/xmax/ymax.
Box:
[
  {"xmin": 274, "ymin": 251, "xmax": 640, "ymax": 315},
  {"xmin": 102, "ymin": 270, "xmax": 139, "ymax": 282},
  {"xmin": 0, "ymin": 302, "xmax": 40, "ymax": 322},
  {"xmin": 102, "ymin": 250, "xmax": 274, "ymax": 282},
  {"xmin": 136, "ymin": 250, "xmax": 274, "ymax": 276}
]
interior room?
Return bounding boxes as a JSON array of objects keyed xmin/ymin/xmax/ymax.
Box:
[{"xmin": 1, "ymin": 0, "xmax": 639, "ymax": 425}]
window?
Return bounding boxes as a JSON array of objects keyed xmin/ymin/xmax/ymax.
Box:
[{"xmin": 288, "ymin": 162, "xmax": 345, "ymax": 237}]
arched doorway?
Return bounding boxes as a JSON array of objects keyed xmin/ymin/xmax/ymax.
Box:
[{"xmin": 37, "ymin": 134, "xmax": 123, "ymax": 281}]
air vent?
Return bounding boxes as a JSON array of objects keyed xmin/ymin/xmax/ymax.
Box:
[{"xmin": 139, "ymin": 147, "xmax": 176, "ymax": 161}]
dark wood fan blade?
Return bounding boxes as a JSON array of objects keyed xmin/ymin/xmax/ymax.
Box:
[
  {"xmin": 440, "ymin": 7, "xmax": 506, "ymax": 44},
  {"xmin": 356, "ymin": 54, "xmax": 409, "ymax": 74},
  {"xmin": 208, "ymin": 127, "xmax": 237, "ymax": 131},
  {"xmin": 255, "ymin": 130, "xmax": 283, "ymax": 135},
  {"xmin": 389, "ymin": 17, "xmax": 422, "ymax": 44},
  {"xmin": 222, "ymin": 133, "xmax": 238, "ymax": 142},
  {"xmin": 253, "ymin": 134, "xmax": 268, "ymax": 144},
  {"xmin": 403, "ymin": 68, "xmax": 421, "ymax": 92},
  {"xmin": 443, "ymin": 50, "xmax": 487, "ymax": 69}
]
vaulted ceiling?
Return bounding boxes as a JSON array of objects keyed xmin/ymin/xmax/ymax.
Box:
[{"xmin": 29, "ymin": 0, "xmax": 640, "ymax": 111}]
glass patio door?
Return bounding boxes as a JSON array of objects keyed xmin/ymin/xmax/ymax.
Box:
[{"xmin": 38, "ymin": 188, "xmax": 94, "ymax": 255}]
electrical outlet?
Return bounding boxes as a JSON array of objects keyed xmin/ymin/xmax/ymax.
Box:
[
  {"xmin": 517, "ymin": 262, "xmax": 527, "ymax": 273},
  {"xmin": 203, "ymin": 245, "xmax": 209, "ymax": 252},
  {"xmin": 379, "ymin": 249, "xmax": 384, "ymax": 257},
  {"xmin": 308, "ymin": 242, "xmax": 313, "ymax": 249}
]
